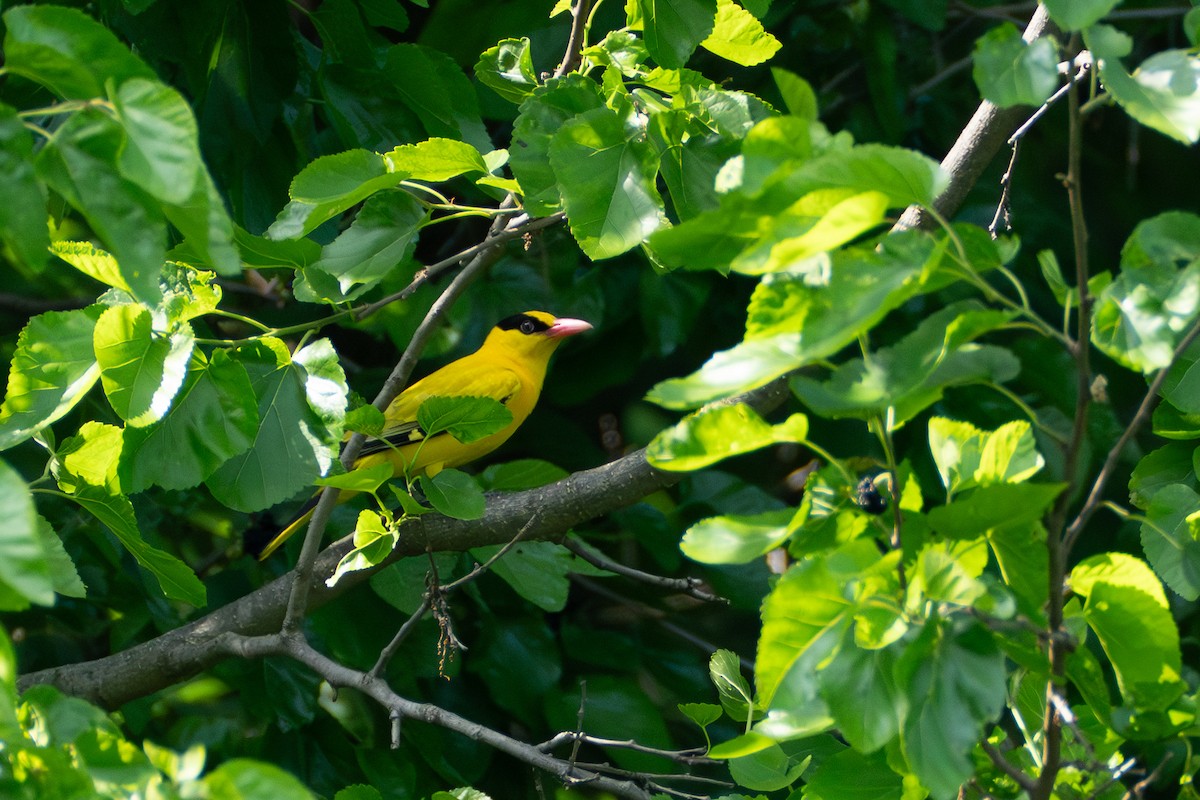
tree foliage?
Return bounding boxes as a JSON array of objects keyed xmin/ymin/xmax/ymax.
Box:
[{"xmin": 2, "ymin": 1, "xmax": 1200, "ymax": 799}]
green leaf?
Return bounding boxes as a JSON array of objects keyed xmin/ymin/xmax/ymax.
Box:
[
  {"xmin": 986, "ymin": 521, "xmax": 1048, "ymax": 618},
  {"xmin": 473, "ymin": 541, "xmax": 571, "ymax": 611},
  {"xmin": 475, "ymin": 38, "xmax": 538, "ymax": 103},
  {"xmin": 1043, "ymin": 0, "xmax": 1120, "ymax": 31},
  {"xmin": 1129, "ymin": 443, "xmax": 1196, "ymax": 509},
  {"xmin": 971, "ymin": 23, "xmax": 1059, "ymax": 108},
  {"xmin": 370, "ymin": 553, "xmax": 458, "ymax": 614},
  {"xmin": 417, "ymin": 396, "xmax": 514, "ymax": 444},
  {"xmin": 548, "ymin": 105, "xmax": 665, "ymax": 259},
  {"xmin": 710, "ymin": 648, "xmax": 756, "ymax": 722},
  {"xmin": 1160, "ymin": 329, "xmax": 1200, "ymax": 414},
  {"xmin": 204, "ymin": 759, "xmax": 314, "ymax": 800},
  {"xmin": 315, "ymin": 462, "xmax": 395, "ymax": 493},
  {"xmin": 384, "ymin": 138, "xmax": 489, "ymax": 182},
  {"xmin": 162, "ymin": 168, "xmax": 241, "ymax": 277},
  {"xmin": 1, "ymin": 4, "xmax": 155, "ymax": 99},
  {"xmin": 35, "ymin": 111, "xmax": 167, "ymax": 304},
  {"xmin": 638, "ymin": 0, "xmax": 718, "ymax": 69},
  {"xmin": 206, "ymin": 338, "xmax": 346, "ymax": 513},
  {"xmin": 928, "ymin": 417, "xmax": 1044, "ymax": 496},
  {"xmin": 111, "ymin": 78, "xmax": 202, "ymax": 205},
  {"xmin": 647, "ymin": 404, "xmax": 807, "ymax": 471},
  {"xmin": 728, "ymin": 743, "xmax": 808, "ymax": 791},
  {"xmin": 1139, "ymin": 484, "xmax": 1200, "ymax": 600},
  {"xmin": 896, "ymin": 618, "xmax": 1006, "ymax": 800},
  {"xmin": 792, "ymin": 304, "xmax": 1017, "ymax": 425},
  {"xmin": 419, "ymin": 468, "xmax": 485, "ymax": 520},
  {"xmin": 66, "ymin": 485, "xmax": 205, "ymax": 606},
  {"xmin": 381, "ymin": 44, "xmax": 491, "ymax": 153},
  {"xmin": 699, "ymin": 0, "xmax": 780, "ymax": 67},
  {"xmin": 648, "ymin": 236, "xmax": 931, "ymax": 409},
  {"xmin": 0, "ymin": 458, "xmax": 54, "ymax": 608},
  {"xmin": 56, "ymin": 421, "xmax": 123, "ymax": 493},
  {"xmin": 789, "ymin": 144, "xmax": 949, "ymax": 210},
  {"xmin": 772, "ymin": 68, "xmax": 819, "ymax": 121},
  {"xmin": 1088, "ymin": 28, "xmax": 1200, "ymax": 144},
  {"xmin": 926, "ymin": 483, "xmax": 1065, "ymax": 539},
  {"xmin": 478, "ymin": 459, "xmax": 568, "ymax": 491},
  {"xmin": 295, "ymin": 189, "xmax": 425, "ymax": 303},
  {"xmin": 803, "ymin": 747, "xmax": 903, "ymax": 800},
  {"xmin": 1071, "ymin": 553, "xmax": 1184, "ymax": 711},
  {"xmin": 0, "ymin": 104, "xmax": 49, "ymax": 271},
  {"xmin": 1091, "ymin": 211, "xmax": 1200, "ymax": 372},
  {"xmin": 51, "ymin": 241, "xmax": 127, "ymax": 291},
  {"xmin": 679, "ymin": 702, "xmax": 722, "ymax": 728},
  {"xmin": 93, "ymin": 305, "xmax": 194, "ymax": 427},
  {"xmin": 120, "ymin": 350, "xmax": 259, "ymax": 492},
  {"xmin": 268, "ymin": 149, "xmax": 403, "ymax": 240},
  {"xmin": 509, "ymin": 75, "xmax": 606, "ymax": 216},
  {"xmin": 910, "ymin": 539, "xmax": 988, "ymax": 607},
  {"xmin": 34, "ymin": 515, "xmax": 86, "ymax": 599},
  {"xmin": 0, "ymin": 307, "xmax": 102, "ymax": 451},
  {"xmin": 681, "ymin": 507, "xmax": 796, "ymax": 564},
  {"xmin": 327, "ymin": 510, "xmax": 398, "ymax": 587},
  {"xmin": 818, "ymin": 644, "xmax": 904, "ymax": 753}
]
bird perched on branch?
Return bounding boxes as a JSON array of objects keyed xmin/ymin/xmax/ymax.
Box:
[{"xmin": 257, "ymin": 311, "xmax": 593, "ymax": 559}]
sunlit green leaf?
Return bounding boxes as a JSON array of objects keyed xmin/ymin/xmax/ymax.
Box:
[
  {"xmin": 928, "ymin": 417, "xmax": 1044, "ymax": 496},
  {"xmin": 548, "ymin": 105, "xmax": 664, "ymax": 259},
  {"xmin": 0, "ymin": 306, "xmax": 102, "ymax": 451},
  {"xmin": 681, "ymin": 507, "xmax": 796, "ymax": 564},
  {"xmin": 647, "ymin": 403, "xmax": 807, "ymax": 471},
  {"xmin": 1139, "ymin": 483, "xmax": 1200, "ymax": 600},
  {"xmin": 327, "ymin": 510, "xmax": 398, "ymax": 587},
  {"xmin": 926, "ymin": 483, "xmax": 1064, "ymax": 539},
  {"xmin": 120, "ymin": 351, "xmax": 258, "ymax": 493},
  {"xmin": 382, "ymin": 43, "xmax": 491, "ymax": 153},
  {"xmin": 111, "ymin": 78, "xmax": 202, "ymax": 205},
  {"xmin": 1089, "ymin": 27, "xmax": 1200, "ymax": 144},
  {"xmin": 0, "ymin": 458, "xmax": 54, "ymax": 609},
  {"xmin": 1044, "ymin": 0, "xmax": 1120, "ymax": 32},
  {"xmin": 204, "ymin": 759, "xmax": 314, "ymax": 800},
  {"xmin": 819, "ymin": 644, "xmax": 904, "ymax": 753},
  {"xmin": 93, "ymin": 304, "xmax": 194, "ymax": 427},
  {"xmin": 700, "ymin": 0, "xmax": 780, "ymax": 67},
  {"xmin": 384, "ymin": 138, "xmax": 489, "ymax": 182},
  {"xmin": 268, "ymin": 149, "xmax": 403, "ymax": 240}
]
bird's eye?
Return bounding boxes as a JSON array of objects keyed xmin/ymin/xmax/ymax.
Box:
[{"xmin": 520, "ymin": 319, "xmax": 536, "ymax": 334}]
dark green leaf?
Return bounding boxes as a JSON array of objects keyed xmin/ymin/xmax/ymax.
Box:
[
  {"xmin": 420, "ymin": 468, "xmax": 485, "ymax": 520},
  {"xmin": 1139, "ymin": 483, "xmax": 1200, "ymax": 600},
  {"xmin": 548, "ymin": 106, "xmax": 665, "ymax": 259},
  {"xmin": 417, "ymin": 396, "xmax": 513, "ymax": 444},
  {"xmin": 66, "ymin": 485, "xmax": 205, "ymax": 606},
  {"xmin": 509, "ymin": 75, "xmax": 606, "ymax": 216},
  {"xmin": 35, "ymin": 515, "xmax": 86, "ymax": 599},
  {"xmin": 728, "ymin": 743, "xmax": 808, "ymax": 791},
  {"xmin": 1, "ymin": 5, "xmax": 155, "ymax": 99},
  {"xmin": 206, "ymin": 338, "xmax": 345, "ymax": 512},
  {"xmin": 803, "ymin": 747, "xmax": 903, "ymax": 800},
  {"xmin": 474, "ymin": 541, "xmax": 571, "ymax": 611},
  {"xmin": 34, "ymin": 111, "xmax": 166, "ymax": 304},
  {"xmin": 819, "ymin": 645, "xmax": 903, "ymax": 753},
  {"xmin": 0, "ymin": 306, "xmax": 102, "ymax": 451},
  {"xmin": 476, "ymin": 38, "xmax": 538, "ymax": 103},
  {"xmin": 0, "ymin": 104, "xmax": 50, "ymax": 271},
  {"xmin": 93, "ymin": 305, "xmax": 194, "ymax": 427},
  {"xmin": 971, "ymin": 23, "xmax": 1059, "ymax": 108},
  {"xmin": 382, "ymin": 44, "xmax": 491, "ymax": 153},
  {"xmin": 986, "ymin": 521, "xmax": 1048, "ymax": 619},
  {"xmin": 638, "ymin": 0, "xmax": 718, "ymax": 69},
  {"xmin": 295, "ymin": 189, "xmax": 425, "ymax": 303},
  {"xmin": 1129, "ymin": 443, "xmax": 1197, "ymax": 510},
  {"xmin": 120, "ymin": 351, "xmax": 259, "ymax": 493},
  {"xmin": 268, "ymin": 149, "xmax": 403, "ymax": 240},
  {"xmin": 162, "ymin": 167, "xmax": 241, "ymax": 277},
  {"xmin": 896, "ymin": 619, "xmax": 1006, "ymax": 800},
  {"xmin": 772, "ymin": 68, "xmax": 818, "ymax": 121},
  {"xmin": 470, "ymin": 617, "xmax": 562, "ymax": 723},
  {"xmin": 204, "ymin": 760, "xmax": 313, "ymax": 799}
]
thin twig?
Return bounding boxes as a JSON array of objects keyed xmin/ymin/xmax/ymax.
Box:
[
  {"xmin": 981, "ymin": 740, "xmax": 1037, "ymax": 792},
  {"xmin": 562, "ymin": 538, "xmax": 726, "ymax": 603},
  {"xmin": 554, "ymin": 0, "xmax": 593, "ymax": 78},
  {"xmin": 540, "ymin": 732, "xmax": 714, "ymax": 765},
  {"xmin": 1120, "ymin": 752, "xmax": 1173, "ymax": 799}
]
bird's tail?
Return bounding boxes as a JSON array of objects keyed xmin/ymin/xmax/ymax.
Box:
[{"xmin": 256, "ymin": 493, "xmax": 321, "ymax": 561}]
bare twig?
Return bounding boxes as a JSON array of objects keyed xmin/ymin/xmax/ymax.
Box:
[
  {"xmin": 554, "ymin": 0, "xmax": 593, "ymax": 78},
  {"xmin": 562, "ymin": 538, "xmax": 726, "ymax": 603},
  {"xmin": 540, "ymin": 732, "xmax": 714, "ymax": 766},
  {"xmin": 981, "ymin": 740, "xmax": 1037, "ymax": 793},
  {"xmin": 1121, "ymin": 752, "xmax": 1173, "ymax": 799}
]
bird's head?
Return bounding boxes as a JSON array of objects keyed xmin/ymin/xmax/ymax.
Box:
[{"xmin": 486, "ymin": 311, "xmax": 593, "ymax": 363}]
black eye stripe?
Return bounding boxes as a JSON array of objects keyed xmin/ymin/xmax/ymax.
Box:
[{"xmin": 497, "ymin": 313, "xmax": 551, "ymax": 335}]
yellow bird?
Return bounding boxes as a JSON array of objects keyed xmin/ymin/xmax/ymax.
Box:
[{"xmin": 257, "ymin": 311, "xmax": 592, "ymax": 559}]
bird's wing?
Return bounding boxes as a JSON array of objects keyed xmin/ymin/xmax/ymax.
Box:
[{"xmin": 359, "ymin": 360, "xmax": 524, "ymax": 457}]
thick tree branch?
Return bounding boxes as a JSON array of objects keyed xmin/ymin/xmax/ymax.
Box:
[
  {"xmin": 18, "ymin": 379, "xmax": 791, "ymax": 707},
  {"xmin": 895, "ymin": 5, "xmax": 1058, "ymax": 230}
]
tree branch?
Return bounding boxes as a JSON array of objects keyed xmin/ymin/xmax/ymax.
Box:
[
  {"xmin": 894, "ymin": 5, "xmax": 1058, "ymax": 230},
  {"xmin": 18, "ymin": 379, "xmax": 792, "ymax": 707}
]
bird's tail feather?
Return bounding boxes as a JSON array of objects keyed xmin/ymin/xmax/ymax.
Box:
[{"xmin": 256, "ymin": 493, "xmax": 321, "ymax": 561}]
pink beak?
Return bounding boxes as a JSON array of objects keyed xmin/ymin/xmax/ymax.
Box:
[{"xmin": 546, "ymin": 317, "xmax": 593, "ymax": 338}]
